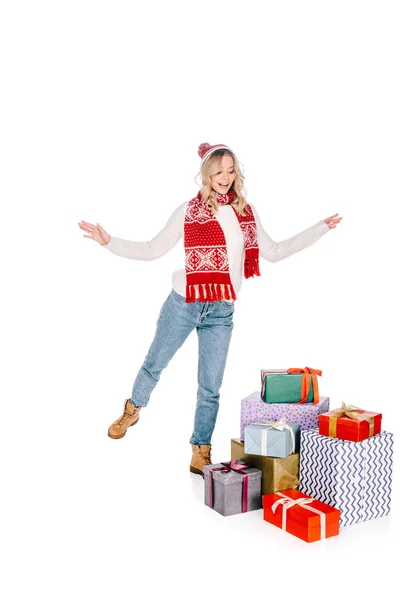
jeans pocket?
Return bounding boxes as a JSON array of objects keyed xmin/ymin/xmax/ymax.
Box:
[
  {"xmin": 221, "ymin": 301, "xmax": 235, "ymax": 309},
  {"xmin": 216, "ymin": 302, "xmax": 235, "ymax": 324}
]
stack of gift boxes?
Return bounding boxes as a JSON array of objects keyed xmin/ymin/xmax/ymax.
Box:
[{"xmin": 203, "ymin": 367, "xmax": 394, "ymax": 542}]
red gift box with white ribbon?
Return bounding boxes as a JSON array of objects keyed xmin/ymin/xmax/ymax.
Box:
[{"xmin": 262, "ymin": 488, "xmax": 340, "ymax": 542}]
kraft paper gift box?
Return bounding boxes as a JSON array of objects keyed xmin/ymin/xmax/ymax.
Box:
[
  {"xmin": 318, "ymin": 403, "xmax": 382, "ymax": 442},
  {"xmin": 231, "ymin": 438, "xmax": 300, "ymax": 496},
  {"xmin": 244, "ymin": 420, "xmax": 300, "ymax": 458},
  {"xmin": 300, "ymin": 429, "xmax": 394, "ymax": 526},
  {"xmin": 261, "ymin": 368, "xmax": 322, "ymax": 404},
  {"xmin": 262, "ymin": 488, "xmax": 340, "ymax": 543},
  {"xmin": 240, "ymin": 391, "xmax": 330, "ymax": 441},
  {"xmin": 203, "ymin": 460, "xmax": 262, "ymax": 517}
]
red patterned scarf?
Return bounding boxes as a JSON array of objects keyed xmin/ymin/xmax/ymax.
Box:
[{"xmin": 184, "ymin": 190, "xmax": 260, "ymax": 303}]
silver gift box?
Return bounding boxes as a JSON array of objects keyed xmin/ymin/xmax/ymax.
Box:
[{"xmin": 204, "ymin": 460, "xmax": 262, "ymax": 517}]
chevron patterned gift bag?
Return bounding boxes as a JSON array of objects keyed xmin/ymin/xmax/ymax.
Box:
[{"xmin": 299, "ymin": 429, "xmax": 394, "ymax": 526}]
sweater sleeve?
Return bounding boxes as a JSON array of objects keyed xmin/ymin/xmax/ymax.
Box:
[
  {"xmin": 102, "ymin": 202, "xmax": 186, "ymax": 261},
  {"xmin": 251, "ymin": 204, "xmax": 330, "ymax": 263}
]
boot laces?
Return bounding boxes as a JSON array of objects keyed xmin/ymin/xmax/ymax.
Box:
[
  {"xmin": 200, "ymin": 450, "xmax": 211, "ymax": 465},
  {"xmin": 117, "ymin": 408, "xmax": 136, "ymax": 428}
]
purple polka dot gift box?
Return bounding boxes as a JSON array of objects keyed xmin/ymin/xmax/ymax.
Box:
[{"xmin": 240, "ymin": 391, "xmax": 330, "ymax": 442}]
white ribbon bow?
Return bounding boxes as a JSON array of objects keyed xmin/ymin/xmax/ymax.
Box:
[
  {"xmin": 271, "ymin": 492, "xmax": 326, "ymax": 539},
  {"xmin": 252, "ymin": 419, "xmax": 296, "ymax": 455},
  {"xmin": 272, "ymin": 496, "xmax": 314, "ymax": 512}
]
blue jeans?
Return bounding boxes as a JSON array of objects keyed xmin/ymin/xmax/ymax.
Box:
[{"xmin": 130, "ymin": 289, "xmax": 235, "ymax": 445}]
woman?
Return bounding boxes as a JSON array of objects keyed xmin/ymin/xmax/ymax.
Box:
[{"xmin": 78, "ymin": 142, "xmax": 341, "ymax": 476}]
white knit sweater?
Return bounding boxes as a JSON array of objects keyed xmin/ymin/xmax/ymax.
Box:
[{"xmin": 103, "ymin": 202, "xmax": 330, "ymax": 300}]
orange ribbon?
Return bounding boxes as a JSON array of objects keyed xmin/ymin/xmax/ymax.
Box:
[
  {"xmin": 327, "ymin": 403, "xmax": 376, "ymax": 438},
  {"xmin": 287, "ymin": 367, "xmax": 322, "ymax": 405}
]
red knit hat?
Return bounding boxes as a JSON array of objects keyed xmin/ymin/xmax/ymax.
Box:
[{"xmin": 198, "ymin": 142, "xmax": 232, "ymax": 166}]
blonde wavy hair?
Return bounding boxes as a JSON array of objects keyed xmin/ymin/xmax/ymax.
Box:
[{"xmin": 197, "ymin": 149, "xmax": 250, "ymax": 217}]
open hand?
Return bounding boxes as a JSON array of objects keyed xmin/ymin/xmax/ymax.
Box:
[
  {"xmin": 324, "ymin": 213, "xmax": 342, "ymax": 229},
  {"xmin": 78, "ymin": 221, "xmax": 111, "ymax": 245}
]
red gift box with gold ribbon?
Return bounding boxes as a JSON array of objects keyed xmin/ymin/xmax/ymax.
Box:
[
  {"xmin": 318, "ymin": 403, "xmax": 382, "ymax": 442},
  {"xmin": 262, "ymin": 488, "xmax": 340, "ymax": 543}
]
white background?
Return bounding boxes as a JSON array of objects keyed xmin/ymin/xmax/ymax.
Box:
[{"xmin": 1, "ymin": 1, "xmax": 399, "ymax": 598}]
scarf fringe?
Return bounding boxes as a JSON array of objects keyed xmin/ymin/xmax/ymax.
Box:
[
  {"xmin": 244, "ymin": 256, "xmax": 260, "ymax": 279},
  {"xmin": 185, "ymin": 283, "xmax": 237, "ymax": 303}
]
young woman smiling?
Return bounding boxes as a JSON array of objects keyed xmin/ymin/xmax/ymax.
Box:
[{"xmin": 78, "ymin": 142, "xmax": 341, "ymax": 476}]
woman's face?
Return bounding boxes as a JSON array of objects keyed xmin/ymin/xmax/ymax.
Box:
[{"xmin": 210, "ymin": 155, "xmax": 236, "ymax": 194}]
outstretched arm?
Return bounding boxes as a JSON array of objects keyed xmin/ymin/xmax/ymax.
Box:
[
  {"xmin": 78, "ymin": 202, "xmax": 186, "ymax": 261},
  {"xmin": 251, "ymin": 205, "xmax": 341, "ymax": 263}
]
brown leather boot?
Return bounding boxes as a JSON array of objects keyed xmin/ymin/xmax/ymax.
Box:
[
  {"xmin": 108, "ymin": 399, "xmax": 141, "ymax": 439},
  {"xmin": 190, "ymin": 444, "xmax": 212, "ymax": 477}
]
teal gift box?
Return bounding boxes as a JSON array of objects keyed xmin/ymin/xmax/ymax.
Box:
[{"xmin": 261, "ymin": 369, "xmax": 321, "ymax": 404}]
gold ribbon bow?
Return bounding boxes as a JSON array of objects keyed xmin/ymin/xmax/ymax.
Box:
[{"xmin": 328, "ymin": 402, "xmax": 376, "ymax": 437}]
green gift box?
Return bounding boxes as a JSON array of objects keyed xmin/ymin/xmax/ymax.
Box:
[{"xmin": 261, "ymin": 369, "xmax": 321, "ymax": 404}]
